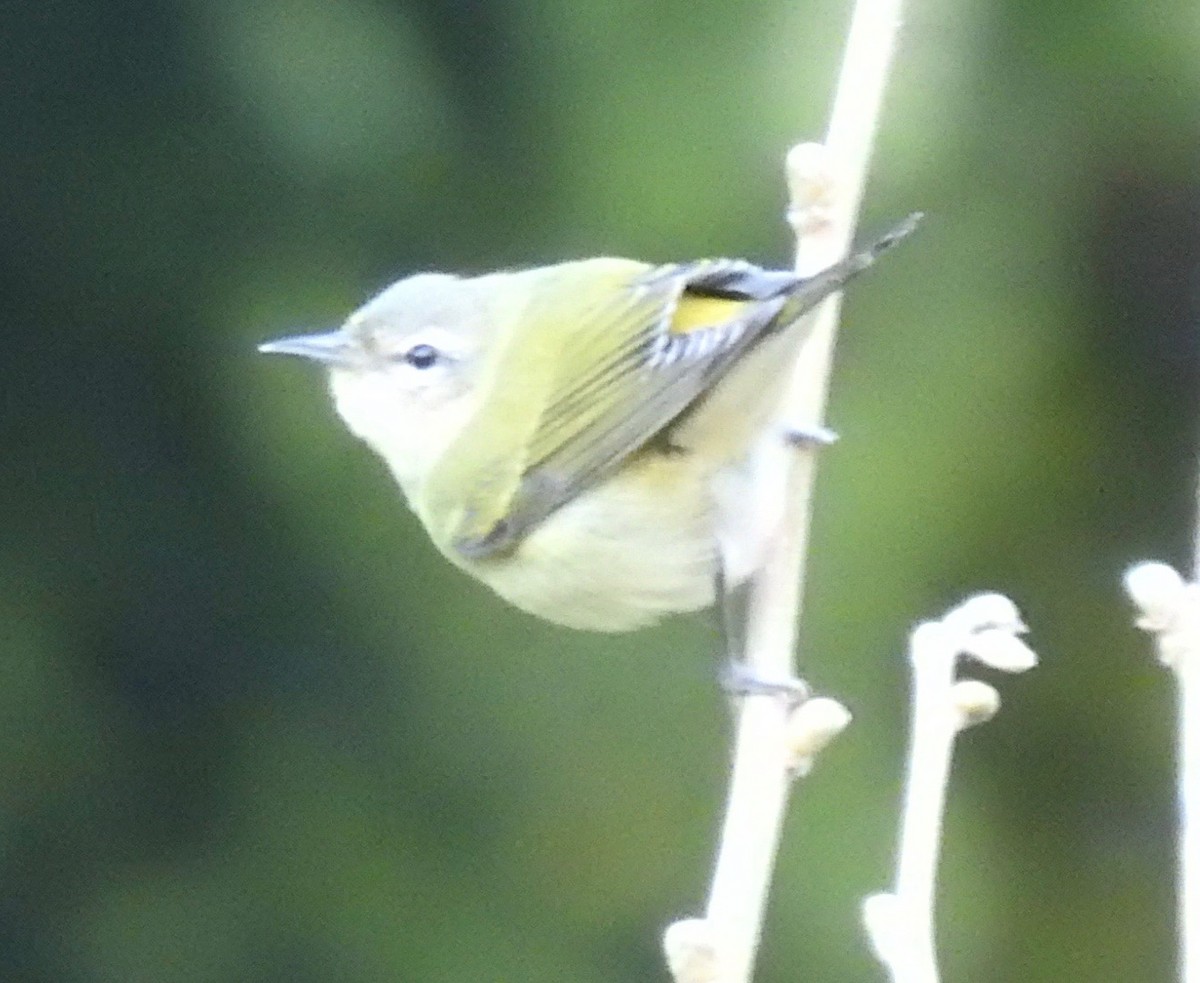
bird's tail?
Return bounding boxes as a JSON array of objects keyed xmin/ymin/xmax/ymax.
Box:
[{"xmin": 774, "ymin": 211, "xmax": 923, "ymax": 327}]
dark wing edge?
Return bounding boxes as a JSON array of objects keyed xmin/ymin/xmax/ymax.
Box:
[{"xmin": 651, "ymin": 258, "xmax": 799, "ymax": 301}]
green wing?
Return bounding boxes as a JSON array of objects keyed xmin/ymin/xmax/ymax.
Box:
[
  {"xmin": 430, "ymin": 256, "xmax": 795, "ymax": 559},
  {"xmin": 428, "ymin": 214, "xmax": 920, "ymax": 559}
]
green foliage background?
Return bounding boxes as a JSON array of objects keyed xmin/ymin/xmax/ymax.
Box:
[{"xmin": 2, "ymin": 0, "xmax": 1197, "ymax": 980}]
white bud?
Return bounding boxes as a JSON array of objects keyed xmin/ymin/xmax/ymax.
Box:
[
  {"xmin": 785, "ymin": 143, "xmax": 836, "ymax": 205},
  {"xmin": 951, "ymin": 679, "xmax": 1001, "ymax": 728},
  {"xmin": 1124, "ymin": 561, "xmax": 1188, "ymax": 631},
  {"xmin": 962, "ymin": 627, "xmax": 1038, "ymax": 673},
  {"xmin": 662, "ymin": 919, "xmax": 722, "ymax": 983},
  {"xmin": 785, "ymin": 142, "xmax": 836, "ymax": 243},
  {"xmin": 786, "ymin": 697, "xmax": 852, "ymax": 776},
  {"xmin": 862, "ymin": 893, "xmax": 904, "ymax": 965},
  {"xmin": 942, "ymin": 592, "xmax": 1026, "ymax": 638}
]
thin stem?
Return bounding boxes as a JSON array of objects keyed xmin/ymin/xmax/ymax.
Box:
[
  {"xmin": 865, "ymin": 597, "xmax": 1034, "ymax": 983},
  {"xmin": 1187, "ymin": 422, "xmax": 1200, "ymax": 983},
  {"xmin": 820, "ymin": 0, "xmax": 904, "ymax": 255},
  {"xmin": 1125, "ymin": 561, "xmax": 1200, "ymax": 983},
  {"xmin": 889, "ymin": 629, "xmax": 955, "ymax": 983},
  {"xmin": 699, "ymin": 0, "xmax": 904, "ymax": 979},
  {"xmin": 1193, "ymin": 443, "xmax": 1200, "ymax": 586},
  {"xmin": 1181, "ymin": 645, "xmax": 1200, "ymax": 983}
]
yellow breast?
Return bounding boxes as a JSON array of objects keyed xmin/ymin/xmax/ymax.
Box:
[
  {"xmin": 455, "ymin": 430, "xmax": 789, "ymax": 631},
  {"xmin": 457, "ymin": 451, "xmax": 716, "ymax": 630}
]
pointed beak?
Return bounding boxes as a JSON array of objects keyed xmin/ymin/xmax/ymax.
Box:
[{"xmin": 258, "ymin": 329, "xmax": 356, "ymax": 366}]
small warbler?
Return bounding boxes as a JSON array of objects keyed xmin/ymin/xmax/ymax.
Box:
[{"xmin": 260, "ymin": 214, "xmax": 918, "ymax": 631}]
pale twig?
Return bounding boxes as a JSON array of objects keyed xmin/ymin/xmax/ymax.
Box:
[
  {"xmin": 864, "ymin": 594, "xmax": 1037, "ymax": 983},
  {"xmin": 1125, "ymin": 561, "xmax": 1200, "ymax": 983},
  {"xmin": 660, "ymin": 0, "xmax": 906, "ymax": 980}
]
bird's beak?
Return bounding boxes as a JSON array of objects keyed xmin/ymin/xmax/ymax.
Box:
[{"xmin": 258, "ymin": 329, "xmax": 356, "ymax": 366}]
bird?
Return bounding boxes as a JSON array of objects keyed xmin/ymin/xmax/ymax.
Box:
[{"xmin": 259, "ymin": 213, "xmax": 919, "ymax": 634}]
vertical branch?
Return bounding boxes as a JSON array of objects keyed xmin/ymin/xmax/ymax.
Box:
[
  {"xmin": 1179, "ymin": 600, "xmax": 1200, "ymax": 983},
  {"xmin": 663, "ymin": 1, "xmax": 906, "ymax": 981},
  {"xmin": 1126, "ymin": 559, "xmax": 1200, "ymax": 983},
  {"xmin": 1125, "ymin": 417, "xmax": 1200, "ymax": 983},
  {"xmin": 1188, "ymin": 426, "xmax": 1200, "ymax": 983}
]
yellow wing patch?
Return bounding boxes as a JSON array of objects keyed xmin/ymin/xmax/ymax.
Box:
[{"xmin": 669, "ymin": 295, "xmax": 750, "ymax": 335}]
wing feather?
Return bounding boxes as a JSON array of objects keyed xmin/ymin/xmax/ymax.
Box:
[
  {"xmin": 446, "ymin": 258, "xmax": 790, "ymax": 558},
  {"xmin": 435, "ymin": 214, "xmax": 922, "ymax": 558}
]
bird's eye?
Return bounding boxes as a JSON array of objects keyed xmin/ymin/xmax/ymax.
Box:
[{"xmin": 403, "ymin": 343, "xmax": 441, "ymax": 369}]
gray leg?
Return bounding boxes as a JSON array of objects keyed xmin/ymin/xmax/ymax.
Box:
[{"xmin": 714, "ymin": 561, "xmax": 809, "ymax": 704}]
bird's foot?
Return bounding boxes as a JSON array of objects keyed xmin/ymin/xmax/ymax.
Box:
[{"xmin": 720, "ymin": 661, "xmax": 810, "ymax": 707}]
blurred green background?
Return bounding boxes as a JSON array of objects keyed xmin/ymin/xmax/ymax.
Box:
[{"xmin": 2, "ymin": 0, "xmax": 1198, "ymax": 980}]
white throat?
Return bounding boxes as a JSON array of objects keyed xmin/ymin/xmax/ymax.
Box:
[{"xmin": 328, "ymin": 368, "xmax": 475, "ymax": 503}]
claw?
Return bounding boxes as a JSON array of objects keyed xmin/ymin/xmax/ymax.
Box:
[{"xmin": 784, "ymin": 423, "xmax": 839, "ymax": 448}]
